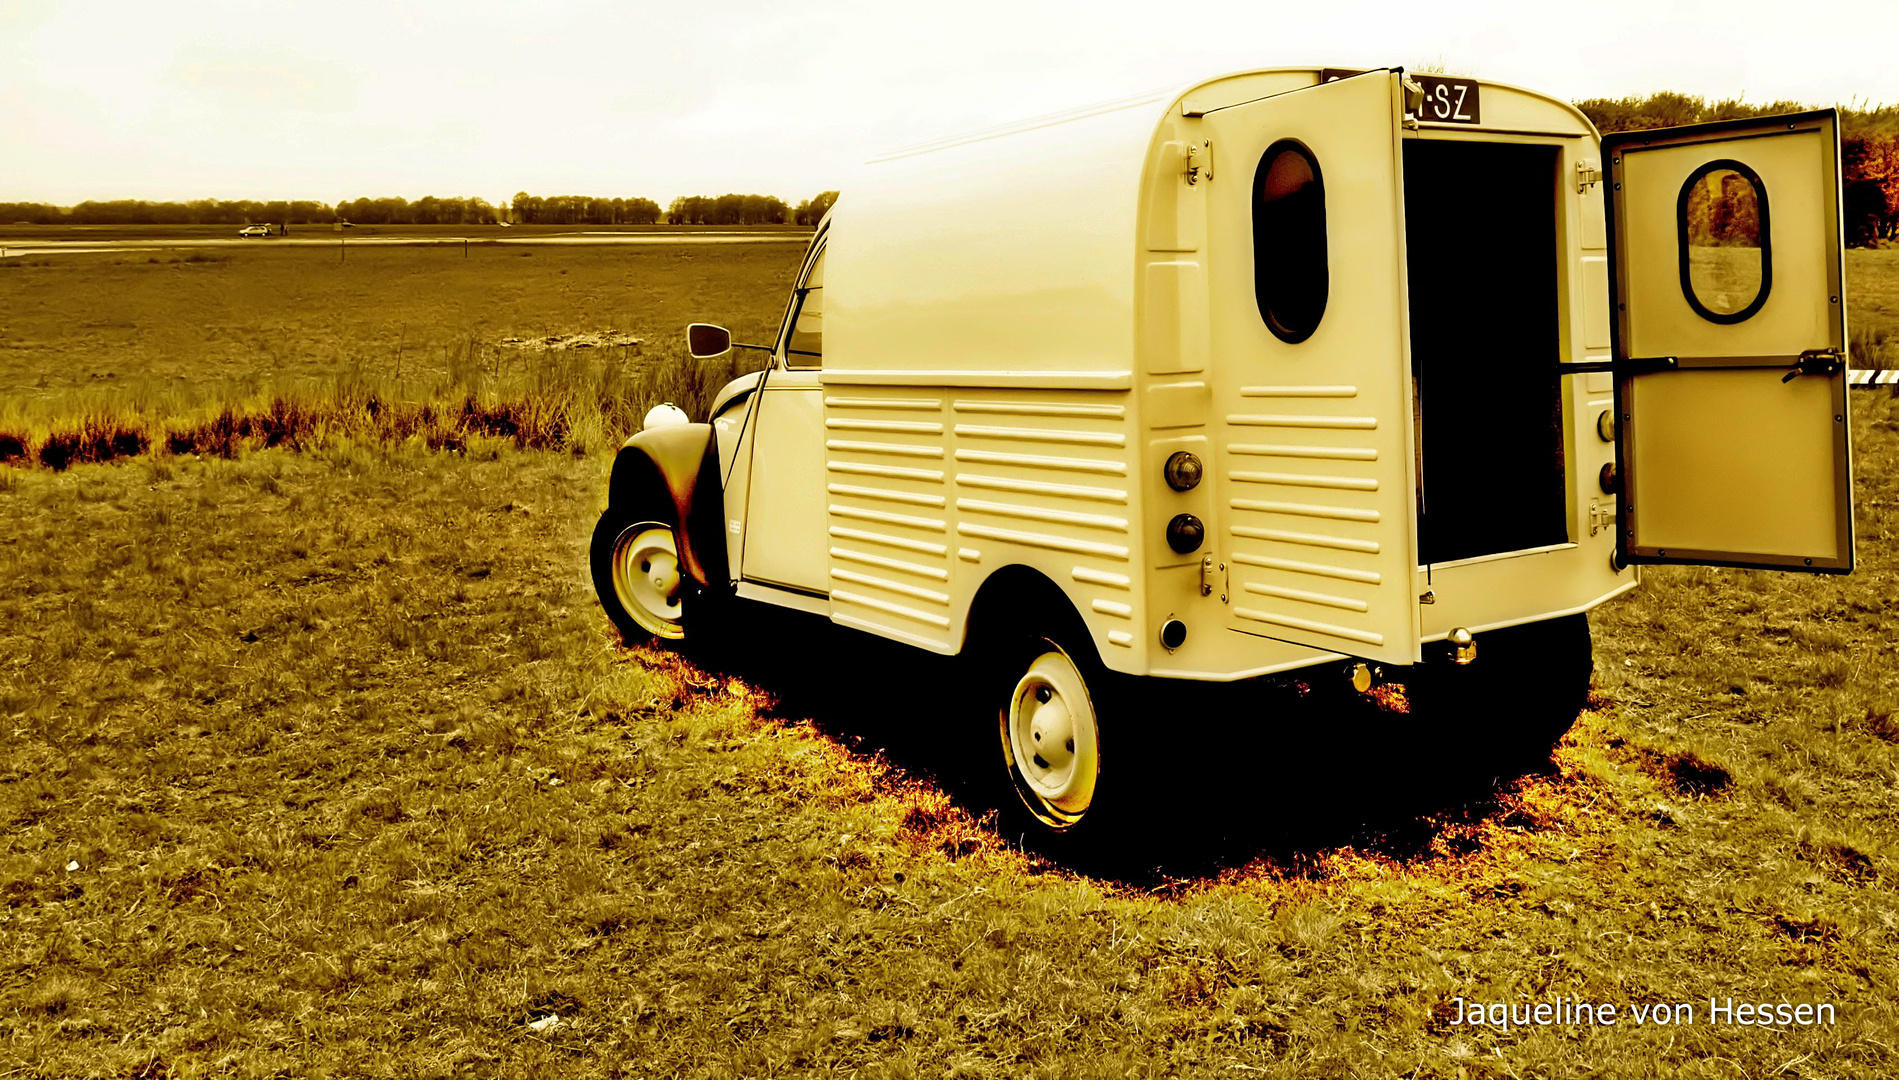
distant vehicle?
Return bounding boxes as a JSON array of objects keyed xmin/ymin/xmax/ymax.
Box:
[{"xmin": 238, "ymin": 225, "xmax": 271, "ymax": 237}]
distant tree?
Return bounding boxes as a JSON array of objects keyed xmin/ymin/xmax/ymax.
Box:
[
  {"xmin": 792, "ymin": 190, "xmax": 838, "ymax": 226},
  {"xmin": 668, "ymin": 195, "xmax": 708, "ymax": 225},
  {"xmin": 624, "ymin": 197, "xmax": 661, "ymax": 225}
]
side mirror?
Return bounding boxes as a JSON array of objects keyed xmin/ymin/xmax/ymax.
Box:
[{"xmin": 686, "ymin": 323, "xmax": 732, "ymax": 359}]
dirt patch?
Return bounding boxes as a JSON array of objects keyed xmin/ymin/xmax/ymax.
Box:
[
  {"xmin": 1801, "ymin": 835, "xmax": 1879, "ymax": 882},
  {"xmin": 1667, "ymin": 753, "xmax": 1732, "ymax": 796},
  {"xmin": 1640, "ymin": 748, "xmax": 1732, "ymax": 797},
  {"xmin": 1773, "ymin": 913, "xmax": 1840, "ymax": 945}
]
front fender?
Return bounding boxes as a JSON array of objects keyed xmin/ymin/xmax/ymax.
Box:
[{"xmin": 607, "ymin": 423, "xmax": 728, "ymax": 588}]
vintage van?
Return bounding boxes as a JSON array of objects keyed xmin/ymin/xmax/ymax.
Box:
[{"xmin": 591, "ymin": 67, "xmax": 1852, "ymax": 834}]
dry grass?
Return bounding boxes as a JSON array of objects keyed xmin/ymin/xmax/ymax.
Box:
[
  {"xmin": 0, "ymin": 433, "xmax": 1895, "ymax": 1076},
  {"xmin": 5, "ymin": 244, "xmax": 1899, "ymax": 1077},
  {"xmin": 0, "ymin": 353, "xmax": 745, "ymax": 471}
]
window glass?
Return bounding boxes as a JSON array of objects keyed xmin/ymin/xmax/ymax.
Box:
[
  {"xmin": 1253, "ymin": 140, "xmax": 1328, "ymax": 343},
  {"xmin": 785, "ymin": 248, "xmax": 824, "ymax": 367},
  {"xmin": 1679, "ymin": 161, "xmax": 1770, "ymax": 323}
]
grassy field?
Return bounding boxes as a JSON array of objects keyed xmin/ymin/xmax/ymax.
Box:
[
  {"xmin": 4, "ymin": 242, "xmax": 1899, "ymax": 1076},
  {"xmin": 0, "ymin": 241, "xmax": 801, "ymax": 463}
]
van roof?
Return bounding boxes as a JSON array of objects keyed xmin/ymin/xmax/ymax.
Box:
[
  {"xmin": 824, "ymin": 68, "xmax": 1595, "ymax": 380},
  {"xmin": 867, "ymin": 67, "xmax": 1598, "ymax": 164}
]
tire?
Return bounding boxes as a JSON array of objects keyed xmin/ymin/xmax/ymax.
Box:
[
  {"xmin": 1404, "ymin": 613, "xmax": 1595, "ymax": 780},
  {"xmin": 996, "ymin": 638, "xmax": 1103, "ymax": 831},
  {"xmin": 591, "ymin": 513, "xmax": 689, "ymax": 643}
]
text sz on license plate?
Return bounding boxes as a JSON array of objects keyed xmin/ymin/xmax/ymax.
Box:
[{"xmin": 1416, "ymin": 76, "xmax": 1481, "ymax": 124}]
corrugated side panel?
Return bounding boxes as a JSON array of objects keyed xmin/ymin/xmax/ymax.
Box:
[
  {"xmin": 822, "ymin": 391, "xmax": 957, "ymax": 650},
  {"xmin": 1221, "ymin": 382, "xmax": 1410, "ymax": 659},
  {"xmin": 823, "ymin": 389, "xmax": 1137, "ymax": 655}
]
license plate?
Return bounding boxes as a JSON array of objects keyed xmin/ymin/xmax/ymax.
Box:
[{"xmin": 1416, "ymin": 76, "xmax": 1481, "ymax": 125}]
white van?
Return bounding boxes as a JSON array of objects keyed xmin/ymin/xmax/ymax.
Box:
[{"xmin": 592, "ymin": 67, "xmax": 1852, "ymax": 834}]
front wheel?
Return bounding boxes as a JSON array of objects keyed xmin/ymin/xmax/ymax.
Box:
[{"xmin": 591, "ymin": 514, "xmax": 687, "ymax": 642}]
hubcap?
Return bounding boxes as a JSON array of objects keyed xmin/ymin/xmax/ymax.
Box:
[
  {"xmin": 1001, "ymin": 647, "xmax": 1099, "ymax": 828},
  {"xmin": 611, "ymin": 524, "xmax": 685, "ymax": 639}
]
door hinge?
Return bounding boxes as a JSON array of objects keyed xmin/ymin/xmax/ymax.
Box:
[
  {"xmin": 1200, "ymin": 552, "xmax": 1228, "ymax": 603},
  {"xmin": 1185, "ymin": 141, "xmax": 1213, "ymax": 185},
  {"xmin": 1783, "ymin": 348, "xmax": 1844, "ymax": 383},
  {"xmin": 1577, "ymin": 159, "xmax": 1602, "ymax": 193}
]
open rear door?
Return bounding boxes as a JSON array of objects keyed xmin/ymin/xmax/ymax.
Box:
[
  {"xmin": 1605, "ymin": 110, "xmax": 1852, "ymax": 572},
  {"xmin": 1202, "ymin": 70, "xmax": 1421, "ymax": 663}
]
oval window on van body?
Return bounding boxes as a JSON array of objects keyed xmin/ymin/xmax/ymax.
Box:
[
  {"xmin": 1677, "ymin": 159, "xmax": 1772, "ymax": 324},
  {"xmin": 1253, "ymin": 140, "xmax": 1328, "ymax": 343}
]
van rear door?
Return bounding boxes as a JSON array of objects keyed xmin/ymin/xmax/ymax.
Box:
[
  {"xmin": 1201, "ymin": 70, "xmax": 1422, "ymax": 664},
  {"xmin": 1605, "ymin": 110, "xmax": 1852, "ymax": 572}
]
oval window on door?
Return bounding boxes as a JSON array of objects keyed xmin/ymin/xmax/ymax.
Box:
[
  {"xmin": 1253, "ymin": 140, "xmax": 1329, "ymax": 343},
  {"xmin": 1677, "ymin": 160, "xmax": 1772, "ymax": 323}
]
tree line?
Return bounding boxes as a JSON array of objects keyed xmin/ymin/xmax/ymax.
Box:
[
  {"xmin": 0, "ymin": 189, "xmax": 839, "ymax": 228},
  {"xmin": 1577, "ymin": 93, "xmax": 1899, "ymax": 246},
  {"xmin": 336, "ymin": 196, "xmax": 501, "ymax": 225},
  {"xmin": 0, "ymin": 199, "xmax": 335, "ymax": 226},
  {"xmin": 507, "ymin": 194, "xmax": 662, "ymax": 225},
  {"xmin": 659, "ymin": 190, "xmax": 839, "ymax": 226}
]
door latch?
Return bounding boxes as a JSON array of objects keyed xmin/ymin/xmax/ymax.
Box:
[
  {"xmin": 1782, "ymin": 348, "xmax": 1844, "ymax": 383},
  {"xmin": 1200, "ymin": 552, "xmax": 1227, "ymax": 603},
  {"xmin": 1185, "ymin": 141, "xmax": 1213, "ymax": 185},
  {"xmin": 1588, "ymin": 498, "xmax": 1615, "ymax": 537}
]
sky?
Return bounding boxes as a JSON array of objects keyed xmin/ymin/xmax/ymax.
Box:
[{"xmin": 4, "ymin": 0, "xmax": 1898, "ymax": 206}]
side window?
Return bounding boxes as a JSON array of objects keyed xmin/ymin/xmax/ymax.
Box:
[
  {"xmin": 785, "ymin": 247, "xmax": 825, "ymax": 367},
  {"xmin": 1252, "ymin": 140, "xmax": 1328, "ymax": 344},
  {"xmin": 1678, "ymin": 160, "xmax": 1771, "ymax": 323}
]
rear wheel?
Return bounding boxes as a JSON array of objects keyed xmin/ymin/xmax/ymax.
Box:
[
  {"xmin": 591, "ymin": 514, "xmax": 687, "ymax": 642},
  {"xmin": 999, "ymin": 642, "xmax": 1101, "ymax": 830}
]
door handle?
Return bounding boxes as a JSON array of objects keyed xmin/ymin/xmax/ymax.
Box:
[{"xmin": 1782, "ymin": 348, "xmax": 1843, "ymax": 383}]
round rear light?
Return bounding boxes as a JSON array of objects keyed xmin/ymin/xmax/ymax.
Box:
[
  {"xmin": 1163, "ymin": 451, "xmax": 1203, "ymax": 492},
  {"xmin": 1598, "ymin": 463, "xmax": 1620, "ymax": 494},
  {"xmin": 1165, "ymin": 514, "xmax": 1205, "ymax": 554}
]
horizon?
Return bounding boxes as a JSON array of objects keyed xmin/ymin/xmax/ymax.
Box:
[{"xmin": 6, "ymin": 0, "xmax": 1898, "ymax": 206}]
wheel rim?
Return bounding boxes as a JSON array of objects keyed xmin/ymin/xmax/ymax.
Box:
[
  {"xmin": 610, "ymin": 523, "xmax": 685, "ymax": 640},
  {"xmin": 1000, "ymin": 646, "xmax": 1099, "ymax": 828}
]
